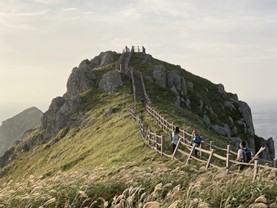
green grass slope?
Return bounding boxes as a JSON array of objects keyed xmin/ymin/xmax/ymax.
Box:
[{"xmin": 0, "ymin": 57, "xmax": 276, "ymax": 208}]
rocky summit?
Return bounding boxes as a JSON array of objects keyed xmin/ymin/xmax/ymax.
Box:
[{"xmin": 0, "ymin": 47, "xmax": 276, "ymax": 208}]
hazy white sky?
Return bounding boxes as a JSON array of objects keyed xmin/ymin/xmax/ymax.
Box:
[{"xmin": 1, "ymin": 0, "xmax": 277, "ymax": 122}]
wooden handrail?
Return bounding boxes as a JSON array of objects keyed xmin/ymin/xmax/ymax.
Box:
[{"xmin": 124, "ymin": 45, "xmax": 277, "ymax": 183}]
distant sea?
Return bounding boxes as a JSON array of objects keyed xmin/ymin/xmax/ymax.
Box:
[{"xmin": 251, "ymin": 101, "xmax": 277, "ymax": 159}]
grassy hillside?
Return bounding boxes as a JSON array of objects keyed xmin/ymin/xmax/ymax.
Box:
[{"xmin": 0, "ymin": 57, "xmax": 276, "ymax": 208}]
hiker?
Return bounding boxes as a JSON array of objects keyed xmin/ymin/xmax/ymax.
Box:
[
  {"xmin": 237, "ymin": 140, "xmax": 252, "ymax": 170},
  {"xmin": 192, "ymin": 129, "xmax": 202, "ymax": 157},
  {"xmin": 171, "ymin": 127, "xmax": 180, "ymax": 154}
]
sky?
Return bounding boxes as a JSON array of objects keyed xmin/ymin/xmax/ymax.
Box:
[{"xmin": 1, "ymin": 0, "xmax": 277, "ymax": 123}]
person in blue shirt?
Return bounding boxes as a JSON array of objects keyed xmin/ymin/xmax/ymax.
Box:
[{"xmin": 192, "ymin": 129, "xmax": 202, "ymax": 157}]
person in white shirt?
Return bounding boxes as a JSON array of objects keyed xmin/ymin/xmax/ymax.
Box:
[
  {"xmin": 171, "ymin": 127, "xmax": 180, "ymax": 153},
  {"xmin": 237, "ymin": 140, "xmax": 252, "ymax": 170}
]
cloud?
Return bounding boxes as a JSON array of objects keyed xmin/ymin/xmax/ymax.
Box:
[
  {"xmin": 30, "ymin": 0, "xmax": 63, "ymax": 5},
  {"xmin": 62, "ymin": 7, "xmax": 78, "ymax": 12},
  {"xmin": 0, "ymin": 9, "xmax": 48, "ymax": 17}
]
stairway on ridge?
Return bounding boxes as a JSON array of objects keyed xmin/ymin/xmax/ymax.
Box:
[
  {"xmin": 117, "ymin": 50, "xmax": 146, "ymax": 102},
  {"xmin": 133, "ymin": 73, "xmax": 145, "ymax": 102}
]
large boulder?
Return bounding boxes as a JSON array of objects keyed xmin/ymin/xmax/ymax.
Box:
[
  {"xmin": 41, "ymin": 96, "xmax": 81, "ymax": 139},
  {"xmin": 99, "ymin": 70, "xmax": 123, "ymax": 93},
  {"xmin": 238, "ymin": 101, "xmax": 255, "ymax": 136},
  {"xmin": 167, "ymin": 70, "xmax": 182, "ymax": 94},
  {"xmin": 217, "ymin": 83, "xmax": 226, "ymax": 95},
  {"xmin": 152, "ymin": 65, "xmax": 167, "ymax": 88},
  {"xmin": 255, "ymin": 136, "xmax": 275, "ymax": 161},
  {"xmin": 89, "ymin": 51, "xmax": 117, "ymax": 68},
  {"xmin": 212, "ymin": 124, "xmax": 230, "ymax": 136},
  {"xmin": 99, "ymin": 51, "xmax": 116, "ymax": 66},
  {"xmin": 64, "ymin": 66, "xmax": 96, "ymax": 100}
]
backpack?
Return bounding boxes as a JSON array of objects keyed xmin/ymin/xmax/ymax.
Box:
[
  {"xmin": 193, "ymin": 135, "xmax": 202, "ymax": 145},
  {"xmin": 243, "ymin": 148, "xmax": 252, "ymax": 163}
]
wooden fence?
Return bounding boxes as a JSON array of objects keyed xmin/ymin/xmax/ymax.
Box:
[
  {"xmin": 130, "ymin": 107, "xmax": 169, "ymax": 157},
  {"xmin": 124, "ymin": 45, "xmax": 276, "ymax": 182},
  {"xmin": 144, "ymin": 104, "xmax": 277, "ymax": 181}
]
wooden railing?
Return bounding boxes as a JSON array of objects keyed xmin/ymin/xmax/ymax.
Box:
[
  {"xmin": 123, "ymin": 45, "xmax": 276, "ymax": 182},
  {"xmin": 130, "ymin": 107, "xmax": 168, "ymax": 157},
  {"xmin": 145, "ymin": 104, "xmax": 277, "ymax": 172},
  {"xmin": 134, "ymin": 105, "xmax": 277, "ymax": 181}
]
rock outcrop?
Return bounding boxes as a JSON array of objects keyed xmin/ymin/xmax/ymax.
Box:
[
  {"xmin": 0, "ymin": 107, "xmax": 42, "ymax": 156},
  {"xmin": 63, "ymin": 66, "xmax": 96, "ymax": 100},
  {"xmin": 64, "ymin": 51, "xmax": 117, "ymax": 99},
  {"xmin": 41, "ymin": 96, "xmax": 82, "ymax": 139},
  {"xmin": 152, "ymin": 65, "xmax": 167, "ymax": 88},
  {"xmin": 99, "ymin": 70, "xmax": 123, "ymax": 93},
  {"xmin": 47, "ymin": 51, "xmax": 118, "ymax": 139},
  {"xmin": 147, "ymin": 63, "xmax": 274, "ymax": 160}
]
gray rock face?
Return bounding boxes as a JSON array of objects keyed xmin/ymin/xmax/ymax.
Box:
[
  {"xmin": 186, "ymin": 99, "xmax": 191, "ymax": 108},
  {"xmin": 229, "ymin": 137, "xmax": 241, "ymax": 147},
  {"xmin": 224, "ymin": 101, "xmax": 235, "ymax": 111},
  {"xmin": 99, "ymin": 51, "xmax": 115, "ymax": 66},
  {"xmin": 175, "ymin": 96, "xmax": 181, "ymax": 107},
  {"xmin": 203, "ymin": 115, "xmax": 211, "ymax": 125},
  {"xmin": 167, "ymin": 70, "xmax": 182, "ymax": 94},
  {"xmin": 257, "ymin": 137, "xmax": 275, "ymax": 161},
  {"xmin": 217, "ymin": 83, "xmax": 226, "ymax": 95},
  {"xmin": 212, "ymin": 124, "xmax": 228, "ymax": 136},
  {"xmin": 152, "ymin": 65, "xmax": 167, "ymax": 88},
  {"xmin": 64, "ymin": 51, "xmax": 117, "ymax": 100},
  {"xmin": 231, "ymin": 127, "xmax": 238, "ymax": 135},
  {"xmin": 199, "ymin": 100, "xmax": 204, "ymax": 111},
  {"xmin": 99, "ymin": 70, "xmax": 123, "ymax": 93},
  {"xmin": 238, "ymin": 101, "xmax": 255, "ymax": 136},
  {"xmin": 41, "ymin": 96, "xmax": 81, "ymax": 139},
  {"xmin": 90, "ymin": 51, "xmax": 117, "ymax": 68},
  {"xmin": 0, "ymin": 107, "xmax": 43, "ymax": 156},
  {"xmin": 64, "ymin": 66, "xmax": 96, "ymax": 100}
]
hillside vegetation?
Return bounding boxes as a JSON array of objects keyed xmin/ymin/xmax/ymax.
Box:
[{"xmin": 0, "ymin": 51, "xmax": 276, "ymax": 208}]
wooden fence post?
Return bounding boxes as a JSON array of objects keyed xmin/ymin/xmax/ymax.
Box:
[
  {"xmin": 226, "ymin": 145, "xmax": 230, "ymax": 173},
  {"xmin": 199, "ymin": 143, "xmax": 202, "ymax": 158},
  {"xmin": 206, "ymin": 149, "xmax": 214, "ymax": 170},
  {"xmin": 159, "ymin": 116, "xmax": 162, "ymax": 128},
  {"xmin": 209, "ymin": 141, "xmax": 213, "ymax": 150},
  {"xmin": 186, "ymin": 143, "xmax": 196, "ymax": 165},
  {"xmin": 172, "ymin": 139, "xmax": 181, "ymax": 160},
  {"xmin": 252, "ymin": 160, "xmax": 259, "ymax": 182},
  {"xmin": 172, "ymin": 122, "xmax": 174, "ymax": 131},
  {"xmin": 146, "ymin": 126, "xmax": 151, "ymax": 146},
  {"xmin": 161, "ymin": 136, "xmax": 164, "ymax": 156}
]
